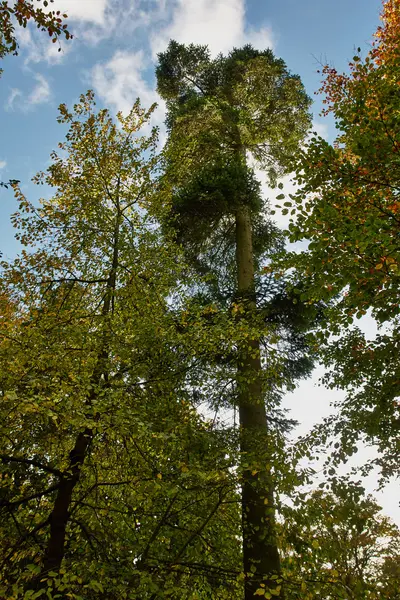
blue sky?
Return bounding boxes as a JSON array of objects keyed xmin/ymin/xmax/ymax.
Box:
[{"xmin": 2, "ymin": 0, "xmax": 398, "ymax": 522}]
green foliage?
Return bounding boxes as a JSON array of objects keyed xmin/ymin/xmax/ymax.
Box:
[
  {"xmin": 0, "ymin": 92, "xmax": 242, "ymax": 599},
  {"xmin": 157, "ymin": 40, "xmax": 317, "ymax": 441},
  {"xmin": 166, "ymin": 158, "xmax": 263, "ymax": 271},
  {"xmin": 2, "ymin": 8, "xmax": 400, "ymax": 597},
  {"xmin": 157, "ymin": 39, "xmax": 312, "ymax": 283},
  {"xmin": 157, "ymin": 40, "xmax": 311, "ymax": 182},
  {"xmin": 286, "ymin": 2, "xmax": 400, "ymax": 324},
  {"xmin": 316, "ymin": 326, "xmax": 400, "ymax": 481},
  {"xmin": 156, "ymin": 40, "xmax": 214, "ymax": 101}
]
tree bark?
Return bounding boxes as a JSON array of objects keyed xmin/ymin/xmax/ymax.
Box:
[
  {"xmin": 235, "ymin": 204, "xmax": 284, "ymax": 599},
  {"xmin": 40, "ymin": 429, "xmax": 92, "ymax": 576}
]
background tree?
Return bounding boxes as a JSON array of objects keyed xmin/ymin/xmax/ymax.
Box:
[
  {"xmin": 157, "ymin": 41, "xmax": 312, "ymax": 599},
  {"xmin": 281, "ymin": 480, "xmax": 400, "ymax": 599}
]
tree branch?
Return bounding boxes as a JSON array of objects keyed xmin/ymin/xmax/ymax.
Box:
[
  {"xmin": 0, "ymin": 454, "xmax": 63, "ymax": 477},
  {"xmin": 0, "ymin": 482, "xmax": 61, "ymax": 511}
]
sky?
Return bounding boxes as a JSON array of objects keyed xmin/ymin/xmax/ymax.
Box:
[{"xmin": 1, "ymin": 0, "xmax": 398, "ymax": 522}]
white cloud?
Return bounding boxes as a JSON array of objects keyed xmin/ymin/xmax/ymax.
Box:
[
  {"xmin": 4, "ymin": 74, "xmax": 51, "ymax": 112},
  {"xmin": 0, "ymin": 160, "xmax": 6, "ymax": 170},
  {"xmin": 16, "ymin": 1, "xmax": 274, "ymax": 67},
  {"xmin": 15, "ymin": 0, "xmax": 112, "ymax": 64},
  {"xmin": 51, "ymin": 0, "xmax": 109, "ymax": 25},
  {"xmin": 5, "ymin": 88, "xmax": 22, "ymax": 111},
  {"xmin": 16, "ymin": 21, "xmax": 72, "ymax": 66},
  {"xmin": 49, "ymin": 0, "xmax": 144, "ymax": 47},
  {"xmin": 150, "ymin": 0, "xmax": 275, "ymax": 58},
  {"xmin": 27, "ymin": 73, "xmax": 52, "ymax": 106},
  {"xmin": 91, "ymin": 50, "xmax": 165, "ymax": 126}
]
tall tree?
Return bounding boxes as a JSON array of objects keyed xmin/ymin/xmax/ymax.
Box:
[
  {"xmin": 284, "ymin": 0, "xmax": 400, "ymax": 480},
  {"xmin": 156, "ymin": 41, "xmax": 312, "ymax": 599}
]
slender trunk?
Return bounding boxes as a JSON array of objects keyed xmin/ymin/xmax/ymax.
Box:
[
  {"xmin": 40, "ymin": 429, "xmax": 92, "ymax": 576},
  {"xmin": 235, "ymin": 204, "xmax": 283, "ymax": 599},
  {"xmin": 33, "ymin": 210, "xmax": 121, "ymax": 585}
]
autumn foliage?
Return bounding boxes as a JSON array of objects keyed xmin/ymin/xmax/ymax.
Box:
[
  {"xmin": 0, "ymin": 0, "xmax": 72, "ymax": 61},
  {"xmin": 288, "ymin": 0, "xmax": 400, "ymax": 325},
  {"xmin": 283, "ymin": 0, "xmax": 400, "ymax": 482}
]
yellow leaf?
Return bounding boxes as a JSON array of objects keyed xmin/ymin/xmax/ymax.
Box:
[
  {"xmin": 156, "ymin": 473, "xmax": 162, "ymax": 480},
  {"xmin": 375, "ymin": 263, "xmax": 383, "ymax": 270},
  {"xmin": 270, "ymin": 586, "xmax": 281, "ymax": 596}
]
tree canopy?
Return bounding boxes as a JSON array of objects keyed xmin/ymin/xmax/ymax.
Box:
[
  {"xmin": 1, "ymin": 2, "xmax": 400, "ymax": 597},
  {"xmin": 282, "ymin": 479, "xmax": 400, "ymax": 599},
  {"xmin": 0, "ymin": 93, "xmax": 242, "ymax": 599}
]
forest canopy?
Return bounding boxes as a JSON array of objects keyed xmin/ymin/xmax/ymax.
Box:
[{"xmin": 0, "ymin": 1, "xmax": 399, "ymax": 599}]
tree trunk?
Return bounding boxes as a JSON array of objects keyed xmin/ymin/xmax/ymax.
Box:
[
  {"xmin": 40, "ymin": 428, "xmax": 92, "ymax": 576},
  {"xmin": 235, "ymin": 204, "xmax": 284, "ymax": 599}
]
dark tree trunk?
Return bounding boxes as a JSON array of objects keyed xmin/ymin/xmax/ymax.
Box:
[
  {"xmin": 235, "ymin": 204, "xmax": 284, "ymax": 599},
  {"xmin": 40, "ymin": 429, "xmax": 92, "ymax": 576}
]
